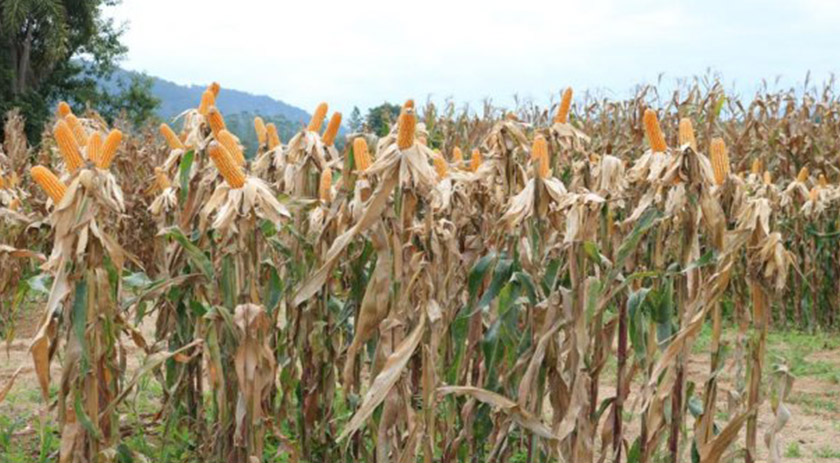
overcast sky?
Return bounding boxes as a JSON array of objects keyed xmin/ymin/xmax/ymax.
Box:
[{"xmin": 106, "ymin": 0, "xmax": 840, "ymax": 116}]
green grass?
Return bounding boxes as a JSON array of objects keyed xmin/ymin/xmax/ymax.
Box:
[
  {"xmin": 815, "ymin": 445, "xmax": 840, "ymax": 459},
  {"xmin": 785, "ymin": 441, "xmax": 803, "ymax": 458}
]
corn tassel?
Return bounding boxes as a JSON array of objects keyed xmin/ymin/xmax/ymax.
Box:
[
  {"xmin": 678, "ymin": 118, "xmax": 697, "ymax": 151},
  {"xmin": 319, "ymin": 167, "xmax": 332, "ymax": 202},
  {"xmin": 354, "ymin": 137, "xmax": 371, "ymax": 172},
  {"xmin": 397, "ymin": 110, "xmax": 416, "ymax": 150},
  {"xmin": 433, "ymin": 155, "xmax": 448, "ymax": 180},
  {"xmin": 57, "ymin": 101, "xmax": 72, "ymax": 118},
  {"xmin": 86, "ymin": 132, "xmax": 102, "ymax": 165},
  {"xmin": 207, "ymin": 141, "xmax": 246, "ymax": 189},
  {"xmin": 533, "ymin": 136, "xmax": 550, "ymax": 178},
  {"xmin": 65, "ymin": 114, "xmax": 88, "ymax": 146},
  {"xmin": 322, "ymin": 112, "xmax": 342, "ymax": 146},
  {"xmin": 31, "ymin": 166, "xmax": 67, "ymax": 203},
  {"xmin": 452, "ymin": 147, "xmax": 463, "ymax": 164},
  {"xmin": 266, "ymin": 123, "xmax": 281, "ymax": 149},
  {"xmin": 796, "ymin": 167, "xmax": 809, "ymax": 183},
  {"xmin": 97, "ymin": 130, "xmax": 123, "ymax": 169},
  {"xmin": 643, "ymin": 109, "xmax": 667, "ymax": 153},
  {"xmin": 554, "ymin": 88, "xmax": 573, "ymax": 124},
  {"xmin": 254, "ymin": 117, "xmax": 267, "ymax": 146},
  {"xmin": 470, "ymin": 149, "xmax": 482, "ymax": 172},
  {"xmin": 160, "ymin": 123, "xmax": 185, "ymax": 150},
  {"xmin": 208, "ymin": 81, "xmax": 221, "ymax": 97},
  {"xmin": 198, "ymin": 90, "xmax": 215, "ymax": 116},
  {"xmin": 710, "ymin": 138, "xmax": 729, "ymax": 185},
  {"xmin": 818, "ymin": 174, "xmax": 827, "ymax": 187},
  {"xmin": 155, "ymin": 167, "xmax": 171, "ymax": 191},
  {"xmin": 54, "ymin": 120, "xmax": 84, "ymax": 173},
  {"xmin": 206, "ymin": 106, "xmax": 226, "ymax": 137},
  {"xmin": 217, "ymin": 129, "xmax": 246, "ymax": 166},
  {"xmin": 308, "ymin": 102, "xmax": 329, "ymax": 132}
]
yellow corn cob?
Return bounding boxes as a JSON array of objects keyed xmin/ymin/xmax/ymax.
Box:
[
  {"xmin": 433, "ymin": 155, "xmax": 448, "ymax": 180},
  {"xmin": 217, "ymin": 129, "xmax": 246, "ymax": 166},
  {"xmin": 308, "ymin": 102, "xmax": 329, "ymax": 132},
  {"xmin": 31, "ymin": 165, "xmax": 67, "ymax": 203},
  {"xmin": 470, "ymin": 149, "xmax": 482, "ymax": 172},
  {"xmin": 198, "ymin": 90, "xmax": 215, "ymax": 116},
  {"xmin": 207, "ymin": 141, "xmax": 245, "ymax": 188},
  {"xmin": 86, "ymin": 132, "xmax": 102, "ymax": 165},
  {"xmin": 154, "ymin": 167, "xmax": 171, "ymax": 191},
  {"xmin": 751, "ymin": 159, "xmax": 762, "ymax": 174},
  {"xmin": 266, "ymin": 123, "xmax": 281, "ymax": 149},
  {"xmin": 452, "ymin": 147, "xmax": 463, "ymax": 164},
  {"xmin": 353, "ymin": 137, "xmax": 371, "ymax": 172},
  {"xmin": 97, "ymin": 129, "xmax": 123, "ymax": 169},
  {"xmin": 506, "ymin": 112, "xmax": 519, "ymax": 122},
  {"xmin": 65, "ymin": 114, "xmax": 88, "ymax": 146},
  {"xmin": 763, "ymin": 171, "xmax": 772, "ymax": 185},
  {"xmin": 809, "ymin": 187, "xmax": 818, "ymax": 202},
  {"xmin": 818, "ymin": 174, "xmax": 827, "ymax": 187},
  {"xmin": 0, "ymin": 175, "xmax": 5, "ymax": 188},
  {"xmin": 7, "ymin": 172, "xmax": 17, "ymax": 187},
  {"xmin": 56, "ymin": 101, "xmax": 72, "ymax": 118},
  {"xmin": 554, "ymin": 88, "xmax": 573, "ymax": 124},
  {"xmin": 796, "ymin": 166, "xmax": 809, "ymax": 183},
  {"xmin": 319, "ymin": 167, "xmax": 332, "ymax": 202},
  {"xmin": 206, "ymin": 106, "xmax": 226, "ymax": 137},
  {"xmin": 404, "ymin": 99, "xmax": 415, "ymax": 110},
  {"xmin": 678, "ymin": 118, "xmax": 697, "ymax": 151},
  {"xmin": 322, "ymin": 112, "xmax": 342, "ymax": 146},
  {"xmin": 710, "ymin": 137, "xmax": 729, "ymax": 185},
  {"xmin": 54, "ymin": 120, "xmax": 84, "ymax": 173},
  {"xmin": 397, "ymin": 110, "xmax": 416, "ymax": 150},
  {"xmin": 8, "ymin": 198, "xmax": 20, "ymax": 211},
  {"xmin": 208, "ymin": 81, "xmax": 221, "ymax": 97},
  {"xmin": 254, "ymin": 117, "xmax": 267, "ymax": 146},
  {"xmin": 160, "ymin": 123, "xmax": 185, "ymax": 150},
  {"xmin": 643, "ymin": 109, "xmax": 667, "ymax": 153},
  {"xmin": 533, "ymin": 135, "xmax": 550, "ymax": 179}
]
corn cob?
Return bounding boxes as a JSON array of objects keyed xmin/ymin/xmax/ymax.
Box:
[
  {"xmin": 54, "ymin": 120, "xmax": 84, "ymax": 173},
  {"xmin": 254, "ymin": 117, "xmax": 267, "ymax": 146},
  {"xmin": 266, "ymin": 123, "xmax": 281, "ymax": 149},
  {"xmin": 533, "ymin": 135, "xmax": 550, "ymax": 179},
  {"xmin": 0, "ymin": 176, "xmax": 5, "ymax": 189},
  {"xmin": 217, "ymin": 130, "xmax": 246, "ymax": 166},
  {"xmin": 206, "ymin": 106, "xmax": 226, "ymax": 137},
  {"xmin": 397, "ymin": 109, "xmax": 416, "ymax": 150},
  {"xmin": 404, "ymin": 99, "xmax": 415, "ymax": 110},
  {"xmin": 763, "ymin": 171, "xmax": 772, "ymax": 185},
  {"xmin": 65, "ymin": 114, "xmax": 88, "ymax": 146},
  {"xmin": 433, "ymin": 155, "xmax": 448, "ymax": 180},
  {"xmin": 751, "ymin": 159, "xmax": 762, "ymax": 174},
  {"xmin": 86, "ymin": 132, "xmax": 102, "ymax": 165},
  {"xmin": 354, "ymin": 137, "xmax": 371, "ymax": 172},
  {"xmin": 796, "ymin": 167, "xmax": 809, "ymax": 183},
  {"xmin": 308, "ymin": 102, "xmax": 329, "ymax": 132},
  {"xmin": 155, "ymin": 167, "xmax": 171, "ymax": 191},
  {"xmin": 678, "ymin": 118, "xmax": 697, "ymax": 151},
  {"xmin": 56, "ymin": 101, "xmax": 72, "ymax": 118},
  {"xmin": 322, "ymin": 112, "xmax": 342, "ymax": 146},
  {"xmin": 643, "ymin": 109, "xmax": 667, "ymax": 153},
  {"xmin": 452, "ymin": 147, "xmax": 463, "ymax": 164},
  {"xmin": 818, "ymin": 174, "xmax": 828, "ymax": 187},
  {"xmin": 470, "ymin": 149, "xmax": 482, "ymax": 172},
  {"xmin": 8, "ymin": 198, "xmax": 20, "ymax": 211},
  {"xmin": 97, "ymin": 129, "xmax": 123, "ymax": 169},
  {"xmin": 319, "ymin": 167, "xmax": 332, "ymax": 202},
  {"xmin": 710, "ymin": 137, "xmax": 729, "ymax": 185},
  {"xmin": 506, "ymin": 112, "xmax": 520, "ymax": 122},
  {"xmin": 554, "ymin": 88, "xmax": 573, "ymax": 124},
  {"xmin": 31, "ymin": 166, "xmax": 67, "ymax": 203},
  {"xmin": 198, "ymin": 90, "xmax": 215, "ymax": 116},
  {"xmin": 207, "ymin": 141, "xmax": 245, "ymax": 189},
  {"xmin": 809, "ymin": 187, "xmax": 819, "ymax": 202},
  {"xmin": 208, "ymin": 81, "xmax": 221, "ymax": 97},
  {"xmin": 160, "ymin": 123, "xmax": 185, "ymax": 150}
]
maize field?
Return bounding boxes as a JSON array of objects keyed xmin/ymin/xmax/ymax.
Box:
[{"xmin": 2, "ymin": 79, "xmax": 840, "ymax": 463}]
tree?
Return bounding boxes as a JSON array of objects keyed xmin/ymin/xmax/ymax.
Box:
[
  {"xmin": 365, "ymin": 102, "xmax": 401, "ymax": 137},
  {"xmin": 0, "ymin": 0, "xmax": 158, "ymax": 141},
  {"xmin": 348, "ymin": 106, "xmax": 363, "ymax": 133}
]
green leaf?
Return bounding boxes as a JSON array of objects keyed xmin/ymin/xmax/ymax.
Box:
[
  {"xmin": 72, "ymin": 279, "xmax": 89, "ymax": 369},
  {"xmin": 468, "ymin": 252, "xmax": 497, "ymax": 306},
  {"xmin": 477, "ymin": 258, "xmax": 513, "ymax": 310},
  {"xmin": 163, "ymin": 227, "xmax": 214, "ymax": 279},
  {"xmin": 122, "ymin": 271, "xmax": 151, "ymax": 288},
  {"xmin": 178, "ymin": 150, "xmax": 195, "ymax": 203}
]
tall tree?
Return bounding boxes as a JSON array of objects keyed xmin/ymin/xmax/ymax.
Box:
[{"xmin": 0, "ymin": 0, "xmax": 157, "ymax": 141}]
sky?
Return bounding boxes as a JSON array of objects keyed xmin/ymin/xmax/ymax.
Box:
[{"xmin": 105, "ymin": 0, "xmax": 840, "ymax": 116}]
